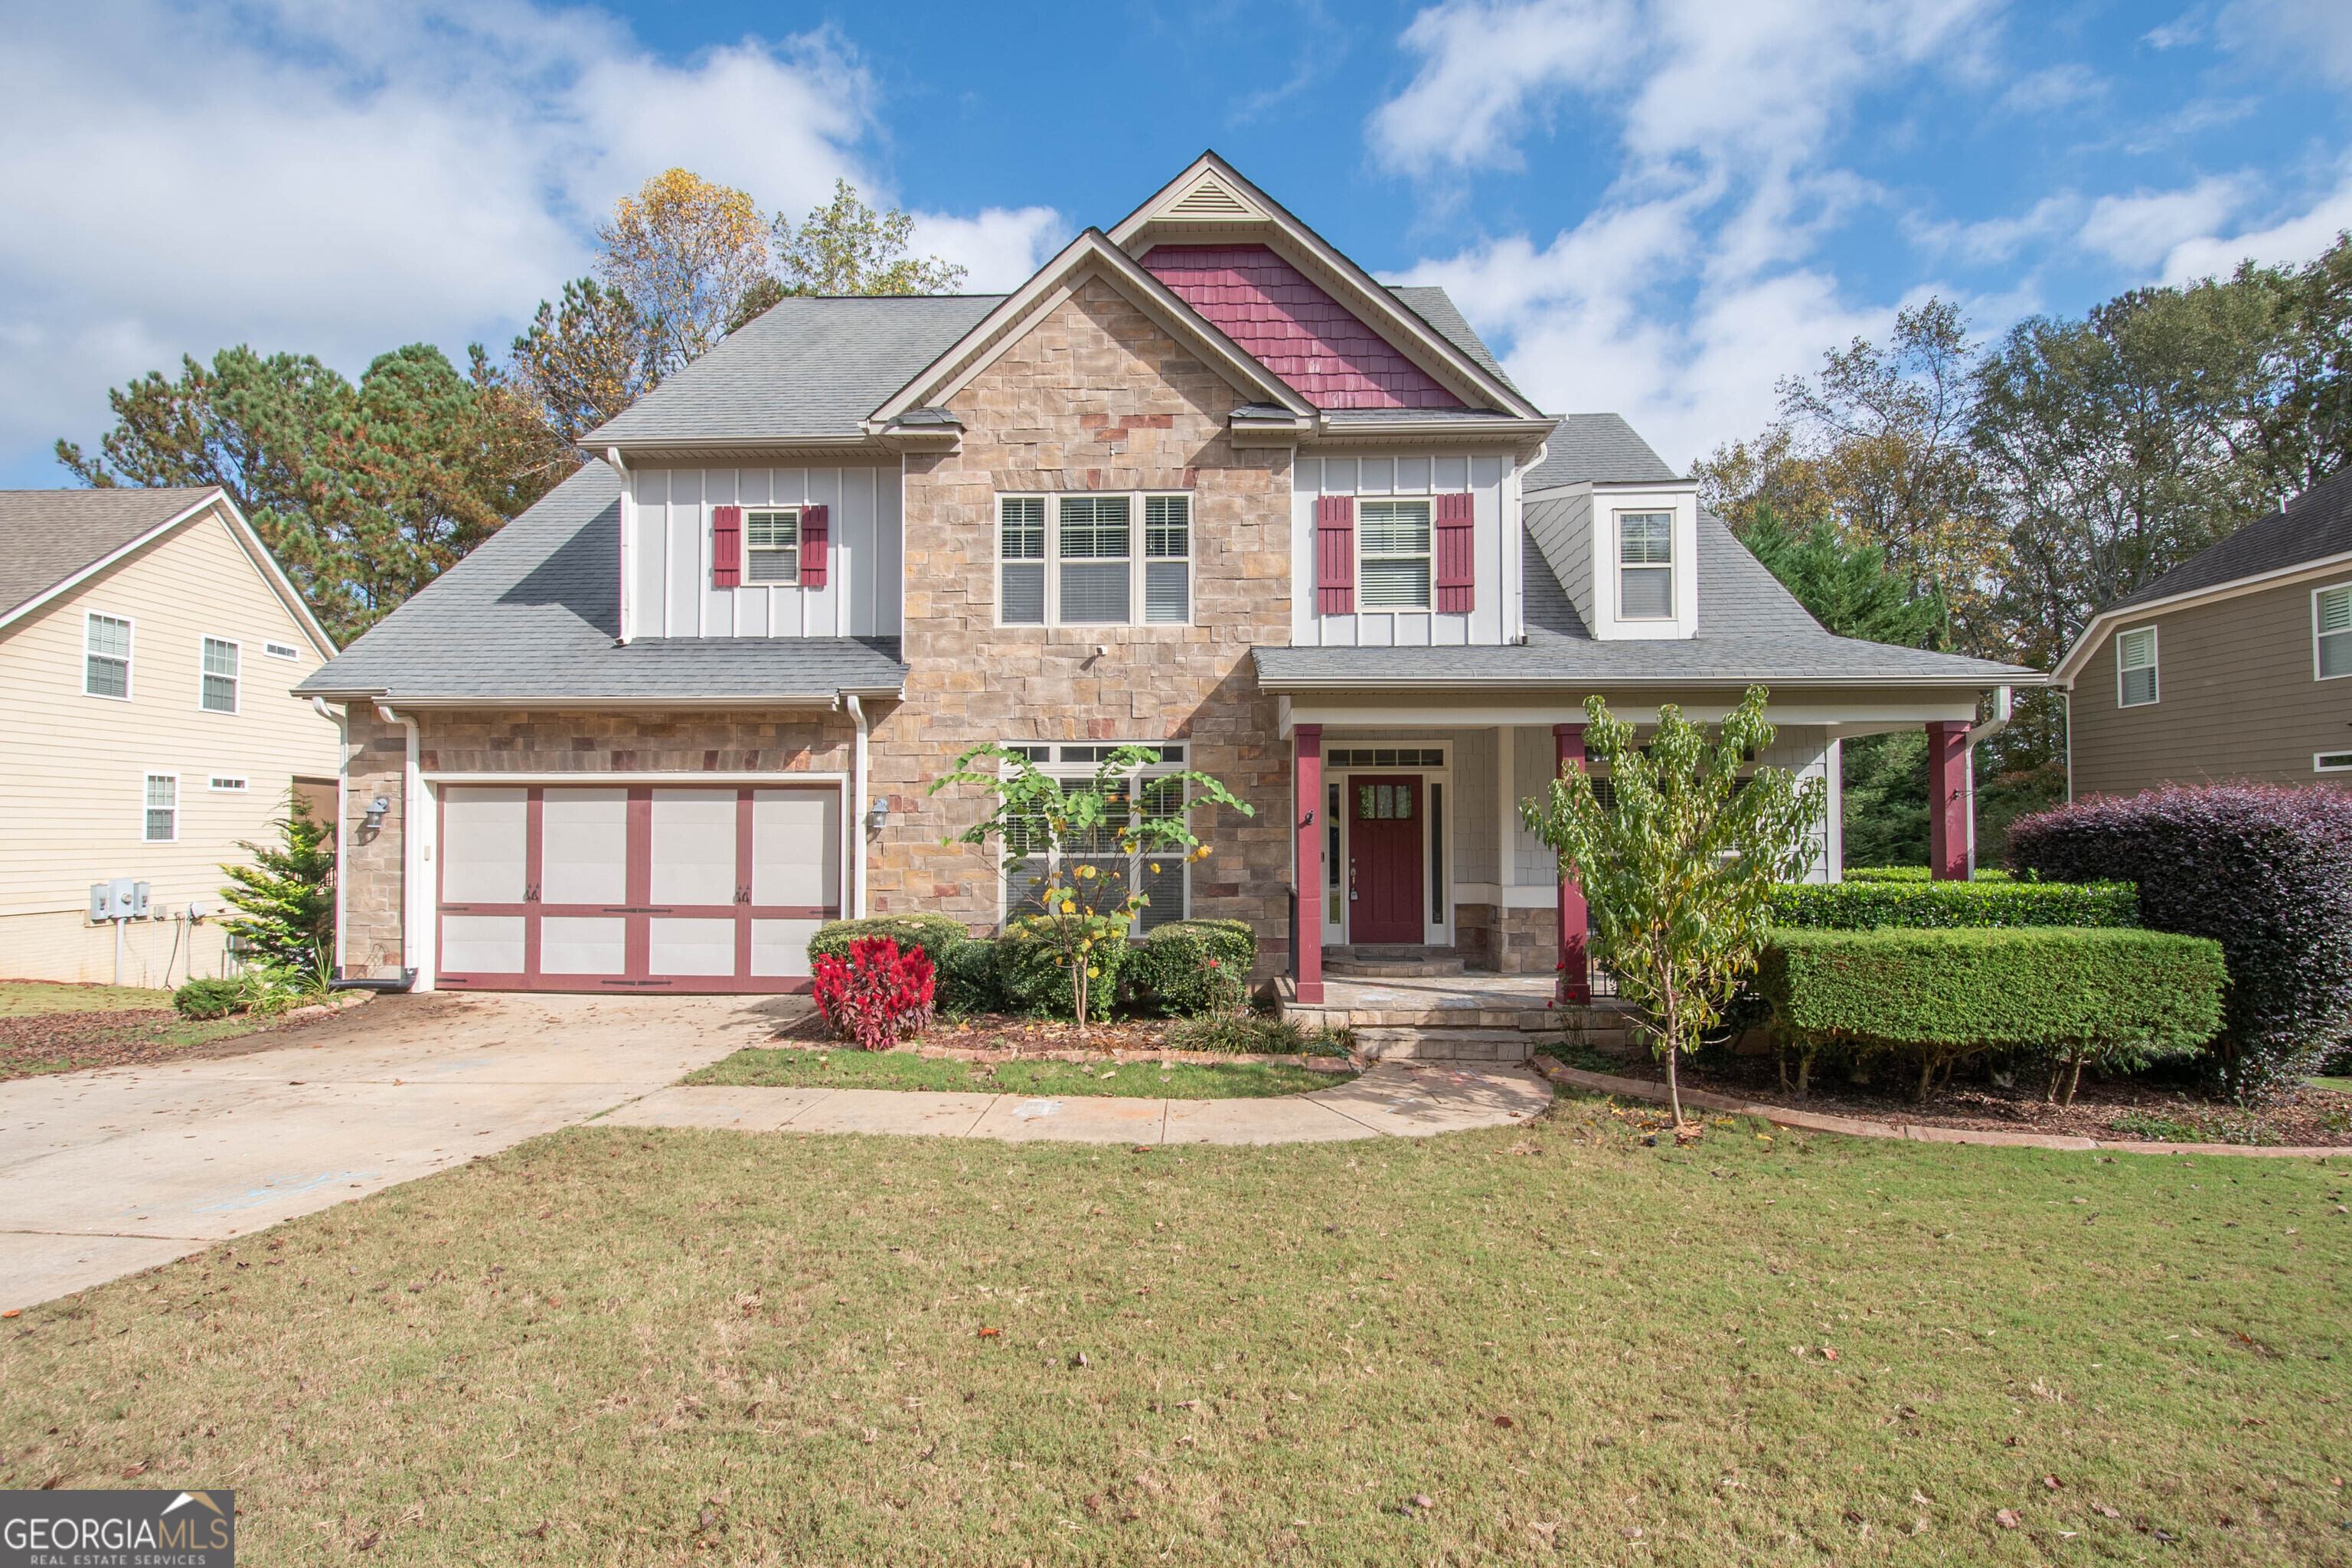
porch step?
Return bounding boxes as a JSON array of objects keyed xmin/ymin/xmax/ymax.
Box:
[
  {"xmin": 1348, "ymin": 1006, "xmax": 1644, "ymax": 1064},
  {"xmin": 1323, "ymin": 945, "xmax": 1467, "ymax": 978}
]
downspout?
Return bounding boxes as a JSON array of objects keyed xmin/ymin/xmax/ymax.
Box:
[
  {"xmin": 1963, "ymin": 685, "xmax": 2013, "ymax": 878},
  {"xmin": 312, "ymin": 696, "xmax": 348, "ymax": 979},
  {"xmin": 606, "ymin": 447, "xmax": 631, "ymax": 645},
  {"xmin": 376, "ymin": 701, "xmax": 430, "ymax": 991},
  {"xmin": 845, "ymin": 694, "xmax": 871, "ymax": 919}
]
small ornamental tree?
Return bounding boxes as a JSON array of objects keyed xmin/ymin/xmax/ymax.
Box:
[
  {"xmin": 1520, "ymin": 687, "xmax": 1826, "ymax": 1128},
  {"xmin": 812, "ymin": 936, "xmax": 936, "ymax": 1051},
  {"xmin": 929, "ymin": 744, "xmax": 1252, "ymax": 1035},
  {"xmin": 219, "ymin": 788, "xmax": 336, "ymax": 972}
]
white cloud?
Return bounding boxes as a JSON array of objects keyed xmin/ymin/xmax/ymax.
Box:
[
  {"xmin": 1998, "ymin": 64, "xmax": 2102, "ymax": 114},
  {"xmin": 909, "ymin": 208, "xmax": 1069, "ymax": 293},
  {"xmin": 1909, "ymin": 194, "xmax": 2081, "ymax": 265},
  {"xmin": 2216, "ymin": 0, "xmax": 2352, "ymax": 85},
  {"xmin": 2077, "ymin": 176, "xmax": 2251, "ymax": 269},
  {"xmin": 2142, "ymin": 10, "xmax": 2209, "ymax": 51},
  {"xmin": 0, "ymin": 0, "xmax": 1037, "ymax": 482},
  {"xmin": 2152, "ymin": 161, "xmax": 2352, "ymax": 282},
  {"xmin": 1369, "ymin": 0, "xmax": 1637, "ymax": 176}
]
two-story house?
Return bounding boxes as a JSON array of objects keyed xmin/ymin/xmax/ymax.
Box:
[
  {"xmin": 2056, "ymin": 466, "xmax": 2352, "ymax": 799},
  {"xmin": 296, "ymin": 154, "xmax": 2036, "ymax": 1003},
  {"xmin": 0, "ymin": 488, "xmax": 341, "ymax": 985}
]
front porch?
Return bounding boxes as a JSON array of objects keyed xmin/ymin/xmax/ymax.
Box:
[{"xmin": 1276, "ymin": 969, "xmax": 1643, "ymax": 1063}]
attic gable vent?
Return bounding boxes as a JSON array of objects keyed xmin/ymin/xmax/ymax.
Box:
[{"xmin": 1162, "ymin": 174, "xmax": 1258, "ymax": 220}]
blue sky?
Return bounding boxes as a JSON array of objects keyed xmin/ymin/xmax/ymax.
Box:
[{"xmin": 5, "ymin": 0, "xmax": 2350, "ymax": 489}]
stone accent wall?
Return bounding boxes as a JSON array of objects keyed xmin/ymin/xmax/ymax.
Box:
[
  {"xmin": 1454, "ymin": 903, "xmax": 1561, "ymax": 975},
  {"xmin": 868, "ymin": 274, "xmax": 1296, "ymax": 978},
  {"xmin": 333, "ymin": 705, "xmax": 851, "ymax": 978}
]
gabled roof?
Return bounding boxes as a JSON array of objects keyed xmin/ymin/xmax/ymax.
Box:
[
  {"xmin": 580, "ymin": 294, "xmax": 1002, "ymax": 449},
  {"xmin": 0, "ymin": 485, "xmax": 335, "ymax": 654},
  {"xmin": 2053, "ymin": 466, "xmax": 2352, "ymax": 683},
  {"xmin": 295, "ymin": 464, "xmax": 903, "ymax": 706},
  {"xmin": 1524, "ymin": 415, "xmax": 1681, "ymax": 491}
]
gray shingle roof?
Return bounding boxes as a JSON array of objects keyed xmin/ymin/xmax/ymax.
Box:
[
  {"xmin": 1254, "ymin": 515, "xmax": 2032, "ymax": 689},
  {"xmin": 296, "ymin": 464, "xmax": 905, "ymax": 702},
  {"xmin": 2105, "ymin": 466, "xmax": 2352, "ymax": 612},
  {"xmin": 1523, "ymin": 414, "xmax": 1681, "ymax": 492},
  {"xmin": 582, "ymin": 294, "xmax": 1004, "ymax": 446},
  {"xmin": 1387, "ymin": 286, "xmax": 1526, "ymax": 401},
  {"xmin": 0, "ymin": 487, "xmax": 222, "ymax": 620}
]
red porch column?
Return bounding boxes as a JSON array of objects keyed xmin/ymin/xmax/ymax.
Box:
[
  {"xmin": 1554, "ymin": 722, "xmax": 1590, "ymax": 1004},
  {"xmin": 1926, "ymin": 720, "xmax": 1971, "ymax": 881},
  {"xmin": 1295, "ymin": 724, "xmax": 1324, "ymax": 1004}
]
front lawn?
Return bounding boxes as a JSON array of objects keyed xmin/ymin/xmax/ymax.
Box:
[
  {"xmin": 0, "ymin": 978, "xmax": 263, "ymax": 1080},
  {"xmin": 686, "ymin": 1045, "xmax": 1346, "ymax": 1099},
  {"xmin": 4, "ymin": 1099, "xmax": 2345, "ymax": 1564}
]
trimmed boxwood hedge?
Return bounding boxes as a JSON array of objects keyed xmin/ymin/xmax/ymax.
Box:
[
  {"xmin": 807, "ymin": 915, "xmax": 971, "ymax": 972},
  {"xmin": 1843, "ymin": 865, "xmax": 2011, "ymax": 884},
  {"xmin": 1120, "ymin": 919, "xmax": 1256, "ymax": 1017},
  {"xmin": 1767, "ymin": 878, "xmax": 2137, "ymax": 929},
  {"xmin": 995, "ymin": 923, "xmax": 1129, "ymax": 1019},
  {"xmin": 938, "ymin": 940, "xmax": 1001, "ymax": 1016},
  {"xmin": 1756, "ymin": 926, "xmax": 2225, "ymax": 1098}
]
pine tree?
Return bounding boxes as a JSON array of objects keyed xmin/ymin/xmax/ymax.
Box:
[{"xmin": 219, "ymin": 790, "xmax": 336, "ymax": 971}]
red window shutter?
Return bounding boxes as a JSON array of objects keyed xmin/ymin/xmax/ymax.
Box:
[
  {"xmin": 1435, "ymin": 491, "xmax": 1475, "ymax": 612},
  {"xmin": 799, "ymin": 505, "xmax": 829, "ymax": 588},
  {"xmin": 711, "ymin": 505, "xmax": 743, "ymax": 588},
  {"xmin": 1315, "ymin": 495, "xmax": 1355, "ymax": 615}
]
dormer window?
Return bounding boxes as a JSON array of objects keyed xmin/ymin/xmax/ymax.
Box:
[
  {"xmin": 1618, "ymin": 511, "xmax": 1673, "ymax": 619},
  {"xmin": 1358, "ymin": 499, "xmax": 1432, "ymax": 609},
  {"xmin": 745, "ymin": 510, "xmax": 800, "ymax": 583}
]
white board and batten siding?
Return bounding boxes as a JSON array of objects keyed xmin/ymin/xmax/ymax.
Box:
[
  {"xmin": 1289, "ymin": 455, "xmax": 1518, "ymax": 648},
  {"xmin": 623, "ymin": 468, "xmax": 902, "ymax": 641}
]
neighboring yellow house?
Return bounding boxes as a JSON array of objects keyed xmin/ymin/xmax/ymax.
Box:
[{"xmin": 0, "ymin": 488, "xmax": 340, "ymax": 986}]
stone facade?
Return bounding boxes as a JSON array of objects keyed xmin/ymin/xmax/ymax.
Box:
[
  {"xmin": 335, "ymin": 705, "xmax": 852, "ymax": 976},
  {"xmin": 867, "ymin": 276, "xmax": 1297, "ymax": 978},
  {"xmin": 1453, "ymin": 903, "xmax": 1562, "ymax": 976}
]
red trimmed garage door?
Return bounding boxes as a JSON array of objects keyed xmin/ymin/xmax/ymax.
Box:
[{"xmin": 436, "ymin": 784, "xmax": 841, "ymax": 992}]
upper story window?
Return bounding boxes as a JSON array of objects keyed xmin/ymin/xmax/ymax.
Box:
[
  {"xmin": 2116, "ymin": 625, "xmax": 2158, "ymax": 707},
  {"xmin": 201, "ymin": 637, "xmax": 240, "ymax": 714},
  {"xmin": 2317, "ymin": 586, "xmax": 2352, "ymax": 679},
  {"xmin": 85, "ymin": 612, "xmax": 131, "ymax": 699},
  {"xmin": 999, "ymin": 494, "xmax": 1191, "ymax": 626},
  {"xmin": 1357, "ymin": 500, "xmax": 1432, "ymax": 609},
  {"xmin": 1618, "ymin": 511, "xmax": 1674, "ymax": 619},
  {"xmin": 264, "ymin": 640, "xmax": 302, "ymax": 661},
  {"xmin": 144, "ymin": 774, "xmax": 178, "ymax": 842},
  {"xmin": 745, "ymin": 510, "xmax": 799, "ymax": 583}
]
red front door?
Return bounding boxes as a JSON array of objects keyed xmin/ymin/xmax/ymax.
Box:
[{"xmin": 1348, "ymin": 775, "xmax": 1423, "ymax": 945}]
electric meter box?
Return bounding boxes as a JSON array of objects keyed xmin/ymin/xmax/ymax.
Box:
[{"xmin": 87, "ymin": 880, "xmax": 151, "ymax": 920}]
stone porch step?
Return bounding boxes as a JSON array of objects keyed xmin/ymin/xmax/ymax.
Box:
[{"xmin": 1321, "ymin": 946, "xmax": 1468, "ymax": 978}]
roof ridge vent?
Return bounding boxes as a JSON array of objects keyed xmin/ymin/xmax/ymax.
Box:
[{"xmin": 1161, "ymin": 172, "xmax": 1261, "ymax": 220}]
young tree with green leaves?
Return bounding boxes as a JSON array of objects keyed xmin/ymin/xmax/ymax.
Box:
[
  {"xmin": 218, "ymin": 790, "xmax": 336, "ymax": 972},
  {"xmin": 1520, "ymin": 688, "xmax": 1825, "ymax": 1128},
  {"xmin": 773, "ymin": 178, "xmax": 969, "ymax": 298},
  {"xmin": 929, "ymin": 745, "xmax": 1250, "ymax": 1034}
]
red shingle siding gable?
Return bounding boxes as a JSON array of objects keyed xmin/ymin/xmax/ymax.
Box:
[{"xmin": 1138, "ymin": 244, "xmax": 1465, "ymax": 410}]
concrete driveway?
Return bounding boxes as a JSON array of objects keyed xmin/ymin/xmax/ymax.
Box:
[{"xmin": 0, "ymin": 991, "xmax": 791, "ymax": 1312}]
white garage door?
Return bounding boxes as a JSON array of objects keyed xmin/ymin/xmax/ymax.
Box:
[{"xmin": 437, "ymin": 783, "xmax": 840, "ymax": 992}]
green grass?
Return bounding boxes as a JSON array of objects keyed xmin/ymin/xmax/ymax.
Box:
[
  {"xmin": 5, "ymin": 1100, "xmax": 2347, "ymax": 1564},
  {"xmin": 686, "ymin": 1046, "xmax": 1346, "ymax": 1099},
  {"xmin": 0, "ymin": 979, "xmax": 179, "ymax": 1016},
  {"xmin": 2314, "ymin": 1076, "xmax": 2352, "ymax": 1095}
]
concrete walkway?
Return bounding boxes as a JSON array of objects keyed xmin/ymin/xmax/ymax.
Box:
[
  {"xmin": 604, "ymin": 1060, "xmax": 1553, "ymax": 1144},
  {"xmin": 0, "ymin": 991, "xmax": 780, "ymax": 1312}
]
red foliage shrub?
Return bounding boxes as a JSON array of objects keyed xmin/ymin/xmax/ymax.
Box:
[{"xmin": 812, "ymin": 936, "xmax": 936, "ymax": 1051}]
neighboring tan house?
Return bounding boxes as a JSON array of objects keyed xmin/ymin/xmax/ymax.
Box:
[
  {"xmin": 296, "ymin": 153, "xmax": 2037, "ymax": 1002},
  {"xmin": 2056, "ymin": 467, "xmax": 2352, "ymax": 800},
  {"xmin": 0, "ymin": 488, "xmax": 341, "ymax": 986}
]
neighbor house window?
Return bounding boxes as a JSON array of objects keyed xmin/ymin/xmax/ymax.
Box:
[
  {"xmin": 201, "ymin": 637, "xmax": 239, "ymax": 713},
  {"xmin": 85, "ymin": 612, "xmax": 131, "ymax": 698},
  {"xmin": 745, "ymin": 510, "xmax": 799, "ymax": 583},
  {"xmin": 144, "ymin": 774, "xmax": 178, "ymax": 842},
  {"xmin": 2318, "ymin": 586, "xmax": 2352, "ymax": 679},
  {"xmin": 2116, "ymin": 626, "xmax": 2158, "ymax": 707},
  {"xmin": 999, "ymin": 743, "xmax": 1191, "ymax": 933},
  {"xmin": 264, "ymin": 640, "xmax": 301, "ymax": 661},
  {"xmin": 1357, "ymin": 499, "xmax": 1432, "ymax": 609},
  {"xmin": 999, "ymin": 495, "xmax": 1191, "ymax": 626},
  {"xmin": 1619, "ymin": 511, "xmax": 1674, "ymax": 619},
  {"xmin": 210, "ymin": 776, "xmax": 249, "ymax": 792}
]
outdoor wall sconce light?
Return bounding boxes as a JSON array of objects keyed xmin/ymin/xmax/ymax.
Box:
[
  {"xmin": 865, "ymin": 795, "xmax": 889, "ymax": 833},
  {"xmin": 364, "ymin": 795, "xmax": 391, "ymax": 829}
]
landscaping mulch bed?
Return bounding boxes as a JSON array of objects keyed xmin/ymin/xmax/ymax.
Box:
[
  {"xmin": 0, "ymin": 1001, "xmax": 352, "ymax": 1082},
  {"xmin": 765, "ymin": 1010, "xmax": 1348, "ymax": 1068},
  {"xmin": 1585, "ymin": 1047, "xmax": 2352, "ymax": 1148}
]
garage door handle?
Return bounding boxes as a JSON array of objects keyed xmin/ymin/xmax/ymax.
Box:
[
  {"xmin": 737, "ymin": 885, "xmax": 751, "ymax": 904},
  {"xmin": 524, "ymin": 884, "xmax": 541, "ymax": 903}
]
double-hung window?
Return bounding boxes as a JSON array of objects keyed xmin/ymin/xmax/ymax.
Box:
[
  {"xmin": 998, "ymin": 495, "xmax": 1191, "ymax": 626},
  {"xmin": 201, "ymin": 637, "xmax": 239, "ymax": 713},
  {"xmin": 2116, "ymin": 626, "xmax": 2158, "ymax": 707},
  {"xmin": 745, "ymin": 510, "xmax": 799, "ymax": 583},
  {"xmin": 85, "ymin": 612, "xmax": 131, "ymax": 698},
  {"xmin": 1000, "ymin": 743, "xmax": 1191, "ymax": 933},
  {"xmin": 144, "ymin": 775, "xmax": 178, "ymax": 843},
  {"xmin": 2318, "ymin": 586, "xmax": 2352, "ymax": 679},
  {"xmin": 1619, "ymin": 511, "xmax": 1674, "ymax": 619},
  {"xmin": 1357, "ymin": 499, "xmax": 1432, "ymax": 609}
]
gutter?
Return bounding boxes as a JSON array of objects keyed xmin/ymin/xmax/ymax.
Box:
[
  {"xmin": 1250, "ymin": 669, "xmax": 2049, "ymax": 693},
  {"xmin": 1963, "ymin": 685, "xmax": 2013, "ymax": 877},
  {"xmin": 294, "ymin": 691, "xmax": 897, "ymax": 710}
]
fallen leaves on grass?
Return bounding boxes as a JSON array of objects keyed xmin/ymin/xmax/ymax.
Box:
[{"xmin": 1995, "ymin": 1509, "xmax": 2021, "ymax": 1529}]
